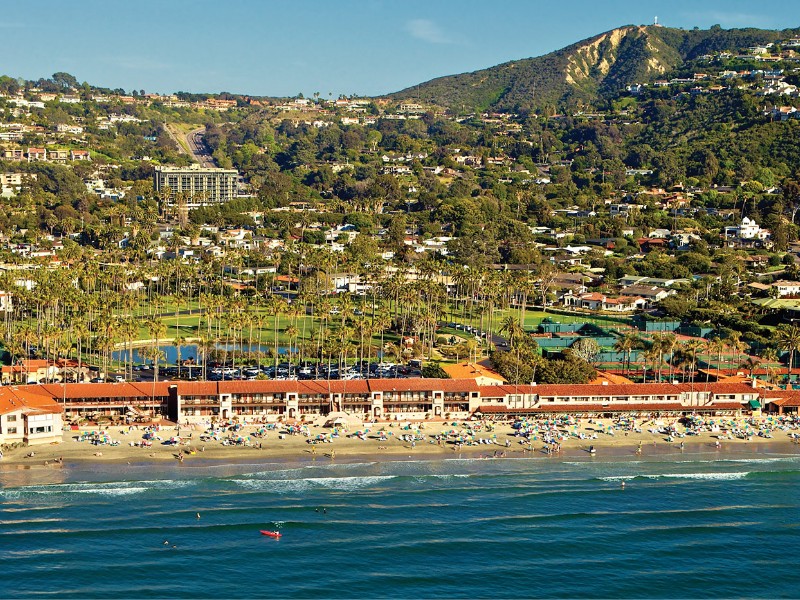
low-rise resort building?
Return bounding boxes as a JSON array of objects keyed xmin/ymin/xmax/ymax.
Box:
[{"xmin": 4, "ymin": 379, "xmax": 797, "ymax": 426}]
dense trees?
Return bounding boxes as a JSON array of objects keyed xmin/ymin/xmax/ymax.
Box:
[{"xmin": 6, "ymin": 27, "xmax": 800, "ymax": 385}]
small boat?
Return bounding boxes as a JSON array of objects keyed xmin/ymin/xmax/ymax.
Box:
[{"xmin": 260, "ymin": 530, "xmax": 282, "ymax": 538}]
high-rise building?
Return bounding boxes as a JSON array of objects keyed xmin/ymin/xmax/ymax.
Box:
[{"xmin": 154, "ymin": 164, "xmax": 238, "ymax": 207}]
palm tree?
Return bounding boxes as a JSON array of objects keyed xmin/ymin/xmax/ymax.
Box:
[
  {"xmin": 173, "ymin": 335, "xmax": 186, "ymax": 379},
  {"xmin": 642, "ymin": 345, "xmax": 664, "ymax": 383},
  {"xmin": 146, "ymin": 317, "xmax": 167, "ymax": 383},
  {"xmin": 119, "ymin": 317, "xmax": 139, "ymax": 381},
  {"xmin": 662, "ymin": 333, "xmax": 679, "ymax": 383},
  {"xmin": 775, "ymin": 324, "xmax": 800, "ymax": 387},
  {"xmin": 499, "ymin": 315, "xmax": 525, "ymax": 350},
  {"xmin": 196, "ymin": 336, "xmax": 214, "ymax": 381},
  {"xmin": 266, "ymin": 296, "xmax": 286, "ymax": 370},
  {"xmin": 650, "ymin": 334, "xmax": 669, "ymax": 383},
  {"xmin": 685, "ymin": 339, "xmax": 705, "ymax": 383},
  {"xmin": 614, "ymin": 333, "xmax": 642, "ymax": 376},
  {"xmin": 706, "ymin": 337, "xmax": 725, "ymax": 382},
  {"xmin": 760, "ymin": 346, "xmax": 779, "ymax": 381},
  {"xmin": 727, "ymin": 331, "xmax": 745, "ymax": 370},
  {"xmin": 740, "ymin": 356, "xmax": 761, "ymax": 379},
  {"xmin": 709, "ymin": 337, "xmax": 726, "ymax": 380}
]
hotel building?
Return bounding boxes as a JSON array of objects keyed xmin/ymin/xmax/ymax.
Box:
[
  {"xmin": 154, "ymin": 164, "xmax": 238, "ymax": 207},
  {"xmin": 18, "ymin": 379, "xmax": 788, "ymax": 424}
]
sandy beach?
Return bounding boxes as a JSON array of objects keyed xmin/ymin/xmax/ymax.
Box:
[{"xmin": 3, "ymin": 414, "xmax": 799, "ymax": 469}]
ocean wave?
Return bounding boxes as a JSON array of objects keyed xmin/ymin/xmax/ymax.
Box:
[
  {"xmin": 598, "ymin": 472, "xmax": 749, "ymax": 482},
  {"xmin": 3, "ymin": 548, "xmax": 67, "ymax": 558},
  {"xmin": 599, "ymin": 472, "xmax": 749, "ymax": 482},
  {"xmin": 232, "ymin": 475, "xmax": 396, "ymax": 493},
  {"xmin": 0, "ymin": 517, "xmax": 63, "ymax": 525},
  {"xmin": 242, "ymin": 461, "xmax": 381, "ymax": 480},
  {"xmin": 72, "ymin": 487, "xmax": 149, "ymax": 496},
  {"xmin": 717, "ymin": 457, "xmax": 800, "ymax": 464},
  {"xmin": 651, "ymin": 472, "xmax": 749, "ymax": 480},
  {"xmin": 0, "ymin": 479, "xmax": 193, "ymax": 498}
]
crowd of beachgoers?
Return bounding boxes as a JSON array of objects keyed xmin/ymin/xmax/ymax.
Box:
[{"xmin": 3, "ymin": 412, "xmax": 800, "ymax": 467}]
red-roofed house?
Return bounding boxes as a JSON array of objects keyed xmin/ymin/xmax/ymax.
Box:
[
  {"xmin": 27, "ymin": 147, "xmax": 47, "ymax": 162},
  {"xmin": 70, "ymin": 149, "xmax": 91, "ymax": 161},
  {"xmin": 1, "ymin": 360, "xmax": 59, "ymax": 384},
  {"xmin": 0, "ymin": 386, "xmax": 63, "ymax": 445},
  {"xmin": 442, "ymin": 362, "xmax": 507, "ymax": 386}
]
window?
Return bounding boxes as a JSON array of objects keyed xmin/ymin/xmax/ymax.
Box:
[
  {"xmin": 7, "ymin": 427, "xmax": 16, "ymax": 434},
  {"xmin": 7, "ymin": 415, "xmax": 16, "ymax": 422}
]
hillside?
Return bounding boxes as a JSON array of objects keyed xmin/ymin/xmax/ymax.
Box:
[{"xmin": 389, "ymin": 25, "xmax": 799, "ymax": 113}]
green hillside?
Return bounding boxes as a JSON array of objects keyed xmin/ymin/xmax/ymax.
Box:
[{"xmin": 389, "ymin": 25, "xmax": 800, "ymax": 113}]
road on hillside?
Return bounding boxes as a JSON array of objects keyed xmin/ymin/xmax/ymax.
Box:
[{"xmin": 185, "ymin": 127, "xmax": 217, "ymax": 168}]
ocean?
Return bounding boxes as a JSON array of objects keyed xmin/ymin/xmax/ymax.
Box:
[{"xmin": 1, "ymin": 450, "xmax": 798, "ymax": 598}]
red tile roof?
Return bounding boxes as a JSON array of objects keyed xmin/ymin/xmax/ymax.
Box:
[
  {"xmin": 534, "ymin": 382, "xmax": 756, "ymax": 397},
  {"xmin": 2, "ymin": 359, "xmax": 51, "ymax": 374},
  {"xmin": 326, "ymin": 380, "xmax": 371, "ymax": 394},
  {"xmin": 36, "ymin": 382, "xmax": 171, "ymax": 400},
  {"xmin": 0, "ymin": 386, "xmax": 62, "ymax": 415},
  {"xmin": 478, "ymin": 382, "xmax": 756, "ymax": 399},
  {"xmin": 367, "ymin": 378, "xmax": 481, "ymax": 393},
  {"xmin": 480, "ymin": 384, "xmax": 538, "ymax": 397},
  {"xmin": 218, "ymin": 380, "xmax": 297, "ymax": 394},
  {"xmin": 762, "ymin": 390, "xmax": 800, "ymax": 407},
  {"xmin": 176, "ymin": 381, "xmax": 218, "ymax": 396}
]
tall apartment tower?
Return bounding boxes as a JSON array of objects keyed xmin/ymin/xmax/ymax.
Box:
[{"xmin": 153, "ymin": 164, "xmax": 238, "ymax": 207}]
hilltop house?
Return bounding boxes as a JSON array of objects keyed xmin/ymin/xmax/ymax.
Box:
[{"xmin": 724, "ymin": 217, "xmax": 771, "ymax": 245}]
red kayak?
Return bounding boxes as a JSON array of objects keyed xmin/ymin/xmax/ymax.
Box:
[{"xmin": 260, "ymin": 530, "xmax": 282, "ymax": 538}]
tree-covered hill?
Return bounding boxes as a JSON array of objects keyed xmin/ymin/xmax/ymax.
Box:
[{"xmin": 389, "ymin": 24, "xmax": 800, "ymax": 113}]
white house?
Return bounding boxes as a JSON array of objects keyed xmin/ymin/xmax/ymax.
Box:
[
  {"xmin": 771, "ymin": 280, "xmax": 800, "ymax": 297},
  {"xmin": 724, "ymin": 217, "xmax": 770, "ymax": 240},
  {"xmin": 0, "ymin": 386, "xmax": 63, "ymax": 446}
]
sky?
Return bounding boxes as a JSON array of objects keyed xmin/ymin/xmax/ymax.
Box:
[{"xmin": 2, "ymin": 0, "xmax": 800, "ymax": 98}]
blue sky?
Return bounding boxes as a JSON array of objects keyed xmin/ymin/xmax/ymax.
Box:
[{"xmin": 2, "ymin": 0, "xmax": 799, "ymax": 97}]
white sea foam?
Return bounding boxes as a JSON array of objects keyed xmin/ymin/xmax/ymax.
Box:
[
  {"xmin": 598, "ymin": 472, "xmax": 749, "ymax": 482},
  {"xmin": 718, "ymin": 457, "xmax": 800, "ymax": 465},
  {"xmin": 233, "ymin": 478, "xmax": 313, "ymax": 493},
  {"xmin": 0, "ymin": 517, "xmax": 62, "ymax": 525},
  {"xmin": 0, "ymin": 478, "xmax": 191, "ymax": 497},
  {"xmin": 4, "ymin": 548, "xmax": 67, "ymax": 558},
  {"xmin": 311, "ymin": 475, "xmax": 395, "ymax": 489},
  {"xmin": 70, "ymin": 487, "xmax": 149, "ymax": 496},
  {"xmin": 233, "ymin": 474, "xmax": 396, "ymax": 493},
  {"xmin": 647, "ymin": 472, "xmax": 749, "ymax": 481}
]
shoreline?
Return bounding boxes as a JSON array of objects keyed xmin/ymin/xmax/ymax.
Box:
[{"xmin": 3, "ymin": 417, "xmax": 799, "ymax": 472}]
